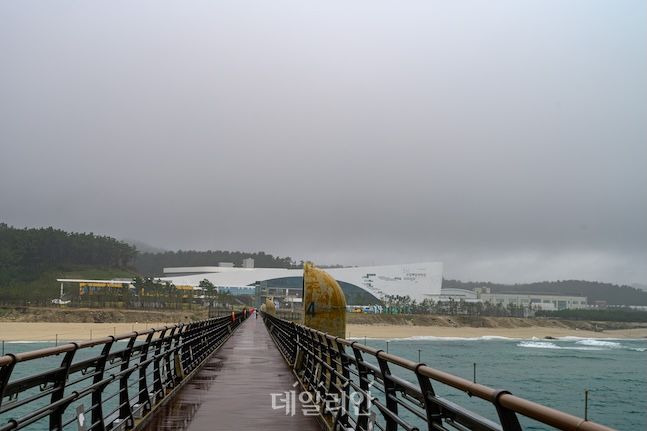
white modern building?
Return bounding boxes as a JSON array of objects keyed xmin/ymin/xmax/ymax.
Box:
[{"xmin": 161, "ymin": 262, "xmax": 443, "ymax": 303}]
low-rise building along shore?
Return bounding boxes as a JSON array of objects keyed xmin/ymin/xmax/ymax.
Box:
[{"xmin": 430, "ymin": 287, "xmax": 588, "ymax": 311}]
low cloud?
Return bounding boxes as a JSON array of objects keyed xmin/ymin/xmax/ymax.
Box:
[{"xmin": 1, "ymin": 1, "xmax": 645, "ymax": 285}]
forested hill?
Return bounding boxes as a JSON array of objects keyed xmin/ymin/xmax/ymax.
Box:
[
  {"xmin": 4, "ymin": 222, "xmax": 644, "ymax": 308},
  {"xmin": 134, "ymin": 250, "xmax": 296, "ymax": 276},
  {"xmin": 442, "ymin": 279, "xmax": 647, "ymax": 306},
  {"xmin": 0, "ymin": 223, "xmax": 295, "ymax": 300},
  {"xmin": 0, "ymin": 223, "xmax": 137, "ymax": 300}
]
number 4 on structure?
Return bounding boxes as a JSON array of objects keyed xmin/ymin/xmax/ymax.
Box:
[{"xmin": 306, "ymin": 302, "xmax": 315, "ymax": 315}]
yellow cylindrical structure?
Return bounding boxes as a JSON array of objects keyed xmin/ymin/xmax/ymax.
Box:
[
  {"xmin": 303, "ymin": 262, "xmax": 346, "ymax": 338},
  {"xmin": 265, "ymin": 297, "xmax": 276, "ymax": 315}
]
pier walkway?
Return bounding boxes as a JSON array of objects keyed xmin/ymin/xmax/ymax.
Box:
[
  {"xmin": 0, "ymin": 311, "xmax": 616, "ymax": 431},
  {"xmin": 144, "ymin": 315, "xmax": 321, "ymax": 431}
]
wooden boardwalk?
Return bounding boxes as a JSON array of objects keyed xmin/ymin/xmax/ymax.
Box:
[{"xmin": 144, "ymin": 315, "xmax": 321, "ymax": 431}]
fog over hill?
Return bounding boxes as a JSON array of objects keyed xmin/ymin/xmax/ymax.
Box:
[
  {"xmin": 122, "ymin": 239, "xmax": 167, "ymax": 254},
  {"xmin": 2, "ymin": 222, "xmax": 645, "ymax": 307},
  {"xmin": 1, "ymin": 1, "xmax": 645, "ymax": 285}
]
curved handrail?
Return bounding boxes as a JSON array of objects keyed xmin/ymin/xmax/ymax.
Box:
[
  {"xmin": 0, "ymin": 311, "xmax": 249, "ymax": 431},
  {"xmin": 262, "ymin": 312, "xmax": 615, "ymax": 431}
]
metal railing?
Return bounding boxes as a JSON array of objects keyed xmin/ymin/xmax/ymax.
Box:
[
  {"xmin": 0, "ymin": 311, "xmax": 248, "ymax": 431},
  {"xmin": 262, "ymin": 313, "xmax": 614, "ymax": 431}
]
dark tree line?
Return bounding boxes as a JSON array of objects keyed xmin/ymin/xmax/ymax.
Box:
[
  {"xmin": 0, "ymin": 223, "xmax": 299, "ymax": 303},
  {"xmin": 382, "ymin": 295, "xmax": 528, "ymax": 317},
  {"xmin": 443, "ymin": 279, "xmax": 647, "ymax": 306},
  {"xmin": 134, "ymin": 250, "xmax": 296, "ymax": 276},
  {"xmin": 0, "ymin": 223, "xmax": 136, "ymax": 287}
]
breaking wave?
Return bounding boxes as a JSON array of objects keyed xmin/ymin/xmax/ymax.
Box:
[
  {"xmin": 387, "ymin": 335, "xmax": 520, "ymax": 341},
  {"xmin": 575, "ymin": 339, "xmax": 622, "ymax": 348},
  {"xmin": 518, "ymin": 341, "xmax": 561, "ymax": 349},
  {"xmin": 516, "ymin": 341, "xmax": 605, "ymax": 351},
  {"xmin": 517, "ymin": 339, "xmax": 647, "ymax": 352}
]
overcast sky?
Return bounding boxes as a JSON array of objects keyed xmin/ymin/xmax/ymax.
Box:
[{"xmin": 1, "ymin": 1, "xmax": 645, "ymax": 285}]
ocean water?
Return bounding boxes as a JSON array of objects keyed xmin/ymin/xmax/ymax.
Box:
[
  {"xmin": 1, "ymin": 337, "xmax": 645, "ymax": 430},
  {"xmin": 358, "ymin": 336, "xmax": 647, "ymax": 430}
]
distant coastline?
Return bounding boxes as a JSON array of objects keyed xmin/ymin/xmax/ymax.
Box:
[
  {"xmin": 344, "ymin": 312, "xmax": 647, "ymax": 339},
  {"xmin": 345, "ymin": 324, "xmax": 647, "ymax": 340},
  {"xmin": 2, "ymin": 307, "xmax": 646, "ymax": 343},
  {"xmin": 0, "ymin": 321, "xmax": 644, "ymax": 343}
]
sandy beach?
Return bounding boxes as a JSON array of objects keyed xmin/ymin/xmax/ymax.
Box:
[
  {"xmin": 0, "ymin": 322, "xmax": 171, "ymax": 342},
  {"xmin": 346, "ymin": 324, "xmax": 647, "ymax": 340},
  {"xmin": 1, "ymin": 321, "xmax": 646, "ymax": 343}
]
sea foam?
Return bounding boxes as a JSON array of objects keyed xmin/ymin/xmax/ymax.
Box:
[
  {"xmin": 516, "ymin": 341, "xmax": 607, "ymax": 351},
  {"xmin": 575, "ymin": 339, "xmax": 622, "ymax": 348},
  {"xmin": 517, "ymin": 341, "xmax": 561, "ymax": 349},
  {"xmin": 385, "ymin": 335, "xmax": 520, "ymax": 342}
]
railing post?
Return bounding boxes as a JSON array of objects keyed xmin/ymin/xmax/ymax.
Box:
[
  {"xmin": 152, "ymin": 328, "xmax": 168, "ymax": 402},
  {"xmin": 91, "ymin": 338, "xmax": 114, "ymax": 431},
  {"xmin": 313, "ymin": 332, "xmax": 327, "ymax": 401},
  {"xmin": 287, "ymin": 322, "xmax": 299, "ymax": 364},
  {"xmin": 351, "ymin": 344, "xmax": 371, "ymax": 431},
  {"xmin": 266, "ymin": 317, "xmax": 274, "ymax": 335},
  {"xmin": 376, "ymin": 352, "xmax": 398, "ymax": 431},
  {"xmin": 184, "ymin": 322, "xmax": 193, "ymax": 366},
  {"xmin": 163, "ymin": 326, "xmax": 178, "ymax": 389},
  {"xmin": 50, "ymin": 343, "xmax": 79, "ymax": 430},
  {"xmin": 180, "ymin": 322, "xmax": 195, "ymax": 373},
  {"xmin": 174, "ymin": 324, "xmax": 188, "ymax": 379},
  {"xmin": 304, "ymin": 329, "xmax": 319, "ymax": 392},
  {"xmin": 297, "ymin": 325, "xmax": 312, "ymax": 385},
  {"xmin": 293, "ymin": 324, "xmax": 306, "ymax": 374},
  {"xmin": 204, "ymin": 319, "xmax": 216, "ymax": 357},
  {"xmin": 0, "ymin": 354, "xmax": 17, "ymax": 412},
  {"xmin": 315, "ymin": 332, "xmax": 327, "ymax": 394},
  {"xmin": 415, "ymin": 364, "xmax": 443, "ymax": 429},
  {"xmin": 138, "ymin": 332, "xmax": 155, "ymax": 415},
  {"xmin": 323, "ymin": 336, "xmax": 338, "ymax": 405},
  {"xmin": 118, "ymin": 334, "xmax": 138, "ymax": 429},
  {"xmin": 492, "ymin": 390, "xmax": 522, "ymax": 431},
  {"xmin": 204, "ymin": 319, "xmax": 218, "ymax": 359},
  {"xmin": 330, "ymin": 338, "xmax": 351, "ymax": 429},
  {"xmin": 198, "ymin": 320, "xmax": 210, "ymax": 363}
]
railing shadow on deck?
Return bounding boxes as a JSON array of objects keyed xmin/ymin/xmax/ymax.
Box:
[
  {"xmin": 0, "ymin": 311, "xmax": 249, "ymax": 431},
  {"xmin": 262, "ymin": 312, "xmax": 615, "ymax": 431}
]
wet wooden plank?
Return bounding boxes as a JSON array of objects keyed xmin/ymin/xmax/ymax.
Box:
[{"xmin": 144, "ymin": 316, "xmax": 322, "ymax": 431}]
